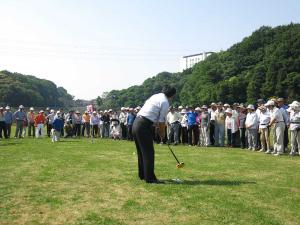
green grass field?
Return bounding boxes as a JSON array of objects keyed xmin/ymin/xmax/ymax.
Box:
[{"xmin": 1, "ymin": 136, "xmax": 300, "ymax": 225}]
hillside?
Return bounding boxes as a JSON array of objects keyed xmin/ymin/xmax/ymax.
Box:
[
  {"xmin": 100, "ymin": 23, "xmax": 300, "ymax": 108},
  {"xmin": 0, "ymin": 70, "xmax": 74, "ymax": 107}
]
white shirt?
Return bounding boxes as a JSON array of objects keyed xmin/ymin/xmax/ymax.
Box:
[
  {"xmin": 270, "ymin": 107, "xmax": 284, "ymax": 124},
  {"xmin": 259, "ymin": 111, "xmax": 271, "ymax": 129},
  {"xmin": 166, "ymin": 111, "xmax": 181, "ymax": 124},
  {"xmin": 119, "ymin": 111, "xmax": 127, "ymax": 123},
  {"xmin": 245, "ymin": 112, "xmax": 258, "ymax": 129},
  {"xmin": 138, "ymin": 93, "xmax": 169, "ymax": 123},
  {"xmin": 180, "ymin": 114, "xmax": 188, "ymax": 127},
  {"xmin": 225, "ymin": 116, "xmax": 238, "ymax": 133},
  {"xmin": 289, "ymin": 110, "xmax": 300, "ymax": 130}
]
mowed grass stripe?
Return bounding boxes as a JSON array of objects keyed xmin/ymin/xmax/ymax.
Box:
[{"xmin": 0, "ymin": 137, "xmax": 300, "ymax": 225}]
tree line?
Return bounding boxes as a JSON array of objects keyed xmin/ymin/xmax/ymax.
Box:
[{"xmin": 98, "ymin": 23, "xmax": 300, "ymax": 109}]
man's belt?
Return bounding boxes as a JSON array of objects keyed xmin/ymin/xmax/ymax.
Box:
[{"xmin": 260, "ymin": 123, "xmax": 269, "ymax": 126}]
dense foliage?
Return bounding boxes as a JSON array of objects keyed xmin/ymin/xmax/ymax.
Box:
[
  {"xmin": 100, "ymin": 24, "xmax": 300, "ymax": 109},
  {"xmin": 0, "ymin": 70, "xmax": 74, "ymax": 107}
]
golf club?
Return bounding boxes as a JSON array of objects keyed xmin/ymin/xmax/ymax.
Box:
[{"xmin": 167, "ymin": 144, "xmax": 185, "ymax": 168}]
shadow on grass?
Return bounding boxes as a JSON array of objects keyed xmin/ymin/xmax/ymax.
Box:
[
  {"xmin": 0, "ymin": 142, "xmax": 21, "ymax": 146},
  {"xmin": 163, "ymin": 179, "xmax": 256, "ymax": 186}
]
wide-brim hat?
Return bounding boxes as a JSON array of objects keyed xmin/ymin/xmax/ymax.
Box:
[
  {"xmin": 289, "ymin": 101, "xmax": 300, "ymax": 108},
  {"xmin": 224, "ymin": 103, "xmax": 230, "ymax": 107},
  {"xmin": 181, "ymin": 109, "xmax": 187, "ymax": 114},
  {"xmin": 247, "ymin": 104, "xmax": 255, "ymax": 110},
  {"xmin": 201, "ymin": 105, "xmax": 208, "ymax": 109},
  {"xmin": 265, "ymin": 100, "xmax": 275, "ymax": 107},
  {"xmin": 225, "ymin": 108, "xmax": 232, "ymax": 114}
]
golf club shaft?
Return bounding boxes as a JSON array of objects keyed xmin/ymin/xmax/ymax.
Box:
[{"xmin": 168, "ymin": 145, "xmax": 180, "ymax": 164}]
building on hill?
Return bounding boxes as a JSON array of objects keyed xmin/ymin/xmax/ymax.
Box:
[{"xmin": 179, "ymin": 51, "xmax": 214, "ymax": 72}]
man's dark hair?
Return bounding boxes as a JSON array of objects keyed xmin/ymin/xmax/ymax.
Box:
[{"xmin": 162, "ymin": 86, "xmax": 176, "ymax": 98}]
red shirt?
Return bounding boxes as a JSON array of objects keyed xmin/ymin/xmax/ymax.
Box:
[{"xmin": 35, "ymin": 114, "xmax": 46, "ymax": 124}]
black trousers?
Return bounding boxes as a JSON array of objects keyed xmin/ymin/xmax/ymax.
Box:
[
  {"xmin": 181, "ymin": 127, "xmax": 188, "ymax": 144},
  {"xmin": 210, "ymin": 121, "xmax": 215, "ymax": 145},
  {"xmin": 239, "ymin": 128, "xmax": 246, "ymax": 148},
  {"xmin": 227, "ymin": 129, "xmax": 237, "ymax": 147},
  {"xmin": 120, "ymin": 123, "xmax": 127, "ymax": 139},
  {"xmin": 127, "ymin": 125, "xmax": 133, "ymax": 141},
  {"xmin": 0, "ymin": 121, "xmax": 7, "ymax": 138},
  {"xmin": 188, "ymin": 124, "xmax": 199, "ymax": 146},
  {"xmin": 132, "ymin": 117, "xmax": 156, "ymax": 182},
  {"xmin": 47, "ymin": 123, "xmax": 52, "ymax": 137}
]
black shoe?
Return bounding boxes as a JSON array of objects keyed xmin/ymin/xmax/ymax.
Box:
[{"xmin": 146, "ymin": 179, "xmax": 165, "ymax": 184}]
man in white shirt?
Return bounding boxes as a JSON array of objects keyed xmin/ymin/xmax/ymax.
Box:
[
  {"xmin": 265, "ymin": 100, "xmax": 285, "ymax": 156},
  {"xmin": 119, "ymin": 107, "xmax": 127, "ymax": 140},
  {"xmin": 288, "ymin": 101, "xmax": 300, "ymax": 156},
  {"xmin": 133, "ymin": 86, "xmax": 176, "ymax": 184},
  {"xmin": 166, "ymin": 106, "xmax": 181, "ymax": 145},
  {"xmin": 245, "ymin": 104, "xmax": 259, "ymax": 151}
]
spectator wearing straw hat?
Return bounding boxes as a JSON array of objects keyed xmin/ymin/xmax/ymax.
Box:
[
  {"xmin": 14, "ymin": 105, "xmax": 26, "ymax": 138},
  {"xmin": 27, "ymin": 107, "xmax": 36, "ymax": 137},
  {"xmin": 4, "ymin": 106, "xmax": 13, "ymax": 138},
  {"xmin": 258, "ymin": 105, "xmax": 271, "ymax": 153},
  {"xmin": 265, "ymin": 100, "xmax": 285, "ymax": 156},
  {"xmin": 288, "ymin": 101, "xmax": 300, "ymax": 156},
  {"xmin": 245, "ymin": 104, "xmax": 259, "ymax": 151}
]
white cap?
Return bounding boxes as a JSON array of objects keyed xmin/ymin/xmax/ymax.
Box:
[
  {"xmin": 93, "ymin": 111, "xmax": 97, "ymax": 114},
  {"xmin": 19, "ymin": 105, "xmax": 24, "ymax": 109},
  {"xmin": 178, "ymin": 106, "xmax": 183, "ymax": 109},
  {"xmin": 108, "ymin": 109, "xmax": 113, "ymax": 112},
  {"xmin": 0, "ymin": 107, "xmax": 3, "ymax": 110},
  {"xmin": 30, "ymin": 107, "xmax": 34, "ymax": 111},
  {"xmin": 247, "ymin": 104, "xmax": 255, "ymax": 110},
  {"xmin": 56, "ymin": 111, "xmax": 61, "ymax": 114},
  {"xmin": 39, "ymin": 110, "xmax": 44, "ymax": 113},
  {"xmin": 50, "ymin": 109, "xmax": 55, "ymax": 113},
  {"xmin": 210, "ymin": 102, "xmax": 217, "ymax": 106},
  {"xmin": 136, "ymin": 106, "xmax": 141, "ymax": 110},
  {"xmin": 195, "ymin": 107, "xmax": 201, "ymax": 111},
  {"xmin": 5, "ymin": 106, "xmax": 10, "ymax": 110},
  {"xmin": 265, "ymin": 100, "xmax": 275, "ymax": 107},
  {"xmin": 121, "ymin": 107, "xmax": 125, "ymax": 110},
  {"xmin": 201, "ymin": 105, "xmax": 208, "ymax": 109},
  {"xmin": 289, "ymin": 101, "xmax": 300, "ymax": 108},
  {"xmin": 181, "ymin": 109, "xmax": 187, "ymax": 114},
  {"xmin": 225, "ymin": 108, "xmax": 233, "ymax": 114},
  {"xmin": 224, "ymin": 103, "xmax": 230, "ymax": 107}
]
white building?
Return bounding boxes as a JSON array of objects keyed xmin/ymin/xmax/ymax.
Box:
[{"xmin": 180, "ymin": 51, "xmax": 214, "ymax": 72}]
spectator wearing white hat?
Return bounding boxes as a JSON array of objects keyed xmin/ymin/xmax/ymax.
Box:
[
  {"xmin": 237, "ymin": 104, "xmax": 247, "ymax": 149},
  {"xmin": 209, "ymin": 103, "xmax": 217, "ymax": 146},
  {"xmin": 288, "ymin": 101, "xmax": 300, "ymax": 156},
  {"xmin": 225, "ymin": 108, "xmax": 238, "ymax": 147},
  {"xmin": 46, "ymin": 109, "xmax": 55, "ymax": 137},
  {"xmin": 4, "ymin": 106, "xmax": 13, "ymax": 138},
  {"xmin": 258, "ymin": 106, "xmax": 271, "ymax": 153},
  {"xmin": 180, "ymin": 109, "xmax": 188, "ymax": 144},
  {"xmin": 166, "ymin": 106, "xmax": 181, "ymax": 145},
  {"xmin": 27, "ymin": 107, "xmax": 36, "ymax": 137},
  {"xmin": 35, "ymin": 110, "xmax": 46, "ymax": 138},
  {"xmin": 245, "ymin": 104, "xmax": 259, "ymax": 151},
  {"xmin": 0, "ymin": 107, "xmax": 7, "ymax": 139},
  {"xmin": 14, "ymin": 105, "xmax": 26, "ymax": 138},
  {"xmin": 90, "ymin": 111, "xmax": 99, "ymax": 137},
  {"xmin": 119, "ymin": 107, "xmax": 128, "ymax": 139},
  {"xmin": 51, "ymin": 111, "xmax": 64, "ymax": 142},
  {"xmin": 199, "ymin": 105, "xmax": 210, "ymax": 147},
  {"xmin": 265, "ymin": 100, "xmax": 285, "ymax": 156}
]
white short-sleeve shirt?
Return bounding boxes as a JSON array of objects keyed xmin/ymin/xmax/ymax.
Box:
[{"xmin": 138, "ymin": 93, "xmax": 169, "ymax": 123}]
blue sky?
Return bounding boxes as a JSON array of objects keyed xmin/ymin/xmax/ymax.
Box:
[{"xmin": 0, "ymin": 0, "xmax": 299, "ymax": 99}]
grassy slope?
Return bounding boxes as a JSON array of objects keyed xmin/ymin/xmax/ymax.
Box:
[{"xmin": 0, "ymin": 136, "xmax": 300, "ymax": 225}]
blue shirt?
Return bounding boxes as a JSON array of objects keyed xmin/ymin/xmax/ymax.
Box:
[
  {"xmin": 187, "ymin": 111, "xmax": 198, "ymax": 126},
  {"xmin": 14, "ymin": 110, "xmax": 26, "ymax": 121},
  {"xmin": 127, "ymin": 113, "xmax": 136, "ymax": 125},
  {"xmin": 4, "ymin": 111, "xmax": 13, "ymax": 124},
  {"xmin": 52, "ymin": 118, "xmax": 64, "ymax": 131}
]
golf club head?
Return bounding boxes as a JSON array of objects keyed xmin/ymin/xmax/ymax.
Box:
[{"xmin": 176, "ymin": 162, "xmax": 185, "ymax": 168}]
